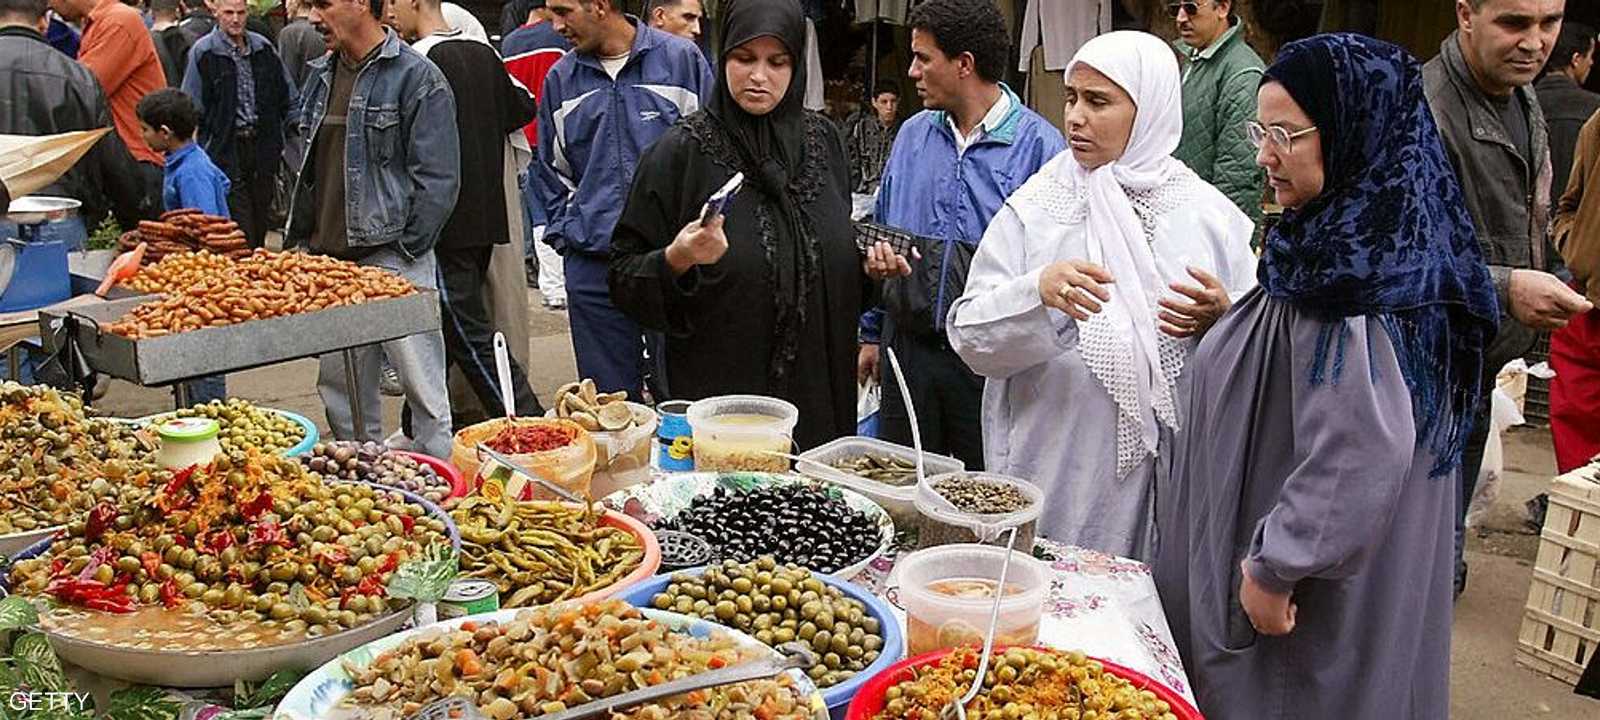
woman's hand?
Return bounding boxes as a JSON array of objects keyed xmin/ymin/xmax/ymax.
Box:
[
  {"xmin": 664, "ymin": 215, "xmax": 728, "ymax": 276},
  {"xmin": 863, "ymin": 241, "xmax": 916, "ymax": 280},
  {"xmin": 1039, "ymin": 260, "xmax": 1115, "ymax": 321},
  {"xmin": 1239, "ymin": 559, "xmax": 1297, "ymax": 636},
  {"xmin": 1158, "ymin": 267, "xmax": 1230, "ymax": 338}
]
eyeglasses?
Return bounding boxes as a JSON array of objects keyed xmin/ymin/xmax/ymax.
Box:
[
  {"xmin": 1166, "ymin": 2, "xmax": 1203, "ymax": 17},
  {"xmin": 1245, "ymin": 121, "xmax": 1319, "ymax": 153}
]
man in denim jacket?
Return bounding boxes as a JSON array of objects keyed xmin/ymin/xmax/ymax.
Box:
[{"xmin": 284, "ymin": 0, "xmax": 460, "ymax": 458}]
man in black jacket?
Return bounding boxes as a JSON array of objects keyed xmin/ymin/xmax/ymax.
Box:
[
  {"xmin": 1538, "ymin": 20, "xmax": 1599, "ymax": 204},
  {"xmin": 0, "ymin": 0, "xmax": 145, "ymax": 228},
  {"xmin": 393, "ymin": 0, "xmax": 544, "ymax": 420},
  {"xmin": 180, "ymin": 0, "xmax": 294, "ymax": 247}
]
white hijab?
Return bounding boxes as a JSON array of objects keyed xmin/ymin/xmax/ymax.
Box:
[{"xmin": 1063, "ymin": 31, "xmax": 1187, "ymax": 480}]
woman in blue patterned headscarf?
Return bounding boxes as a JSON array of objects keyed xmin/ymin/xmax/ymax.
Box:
[{"xmin": 1153, "ymin": 34, "xmax": 1497, "ymax": 719}]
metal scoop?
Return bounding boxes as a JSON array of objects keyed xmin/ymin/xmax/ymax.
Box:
[{"xmin": 536, "ymin": 642, "xmax": 818, "ymax": 720}]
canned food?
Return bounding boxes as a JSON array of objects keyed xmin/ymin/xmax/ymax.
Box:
[{"xmin": 438, "ymin": 579, "xmax": 500, "ymax": 619}]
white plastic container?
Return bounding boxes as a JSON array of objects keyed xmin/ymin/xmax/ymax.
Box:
[
  {"xmin": 686, "ymin": 395, "xmax": 799, "ymax": 472},
  {"xmin": 895, "ymin": 543, "xmax": 1050, "ymax": 656},
  {"xmin": 797, "ymin": 436, "xmax": 963, "ymax": 531},
  {"xmin": 154, "ymin": 417, "xmax": 223, "ymax": 469},
  {"xmin": 916, "ymin": 472, "xmax": 1045, "ymax": 549}
]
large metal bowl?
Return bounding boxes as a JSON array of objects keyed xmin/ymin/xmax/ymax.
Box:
[
  {"xmin": 274, "ymin": 606, "xmax": 829, "ymax": 720},
  {"xmin": 6, "ymin": 195, "xmax": 81, "ymax": 224},
  {"xmin": 14, "ymin": 484, "xmax": 458, "ymax": 688}
]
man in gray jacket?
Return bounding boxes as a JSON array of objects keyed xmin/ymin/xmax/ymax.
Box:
[
  {"xmin": 1423, "ymin": 0, "xmax": 1592, "ymax": 599},
  {"xmin": 284, "ymin": 0, "xmax": 461, "ymax": 458}
]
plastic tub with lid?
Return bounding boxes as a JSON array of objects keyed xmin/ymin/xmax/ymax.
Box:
[
  {"xmin": 686, "ymin": 395, "xmax": 798, "ymax": 473},
  {"xmin": 915, "ymin": 472, "xmax": 1044, "ymax": 549},
  {"xmin": 450, "ymin": 417, "xmax": 598, "ymax": 500},
  {"xmin": 153, "ymin": 417, "xmax": 223, "ymax": 469},
  {"xmin": 893, "ymin": 543, "xmax": 1050, "ymax": 656},
  {"xmin": 797, "ymin": 436, "xmax": 963, "ymax": 533}
]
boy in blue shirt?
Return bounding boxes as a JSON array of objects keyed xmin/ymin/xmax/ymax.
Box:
[
  {"xmin": 135, "ymin": 88, "xmax": 229, "ymax": 405},
  {"xmin": 136, "ymin": 89, "xmax": 230, "ymax": 219}
]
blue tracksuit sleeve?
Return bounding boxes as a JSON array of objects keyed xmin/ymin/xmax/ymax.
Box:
[
  {"xmin": 535, "ymin": 70, "xmax": 574, "ymax": 254},
  {"xmin": 858, "ymin": 147, "xmax": 902, "ymax": 345}
]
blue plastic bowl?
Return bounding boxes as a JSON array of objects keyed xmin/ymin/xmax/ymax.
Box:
[
  {"xmin": 618, "ymin": 566, "xmax": 905, "ymax": 719},
  {"xmin": 276, "ymin": 410, "xmax": 320, "ymax": 457},
  {"xmin": 137, "ymin": 407, "xmax": 320, "ymax": 457}
]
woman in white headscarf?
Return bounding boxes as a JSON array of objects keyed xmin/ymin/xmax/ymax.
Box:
[{"xmin": 947, "ymin": 31, "xmax": 1257, "ymax": 560}]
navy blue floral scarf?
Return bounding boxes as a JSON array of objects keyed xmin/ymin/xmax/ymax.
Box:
[{"xmin": 1260, "ymin": 34, "xmax": 1499, "ymax": 477}]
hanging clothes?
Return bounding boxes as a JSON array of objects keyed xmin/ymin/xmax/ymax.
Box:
[
  {"xmin": 1018, "ymin": 0, "xmax": 1109, "ymax": 72},
  {"xmin": 804, "ymin": 18, "xmax": 824, "ymax": 112},
  {"xmin": 855, "ymin": 0, "xmax": 909, "ymax": 25}
]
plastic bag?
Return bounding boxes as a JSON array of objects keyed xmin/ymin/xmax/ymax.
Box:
[
  {"xmin": 857, "ymin": 381, "xmax": 880, "ymax": 437},
  {"xmin": 0, "ymin": 129, "xmax": 110, "ymax": 198},
  {"xmin": 1466, "ymin": 386, "xmax": 1526, "ymax": 529}
]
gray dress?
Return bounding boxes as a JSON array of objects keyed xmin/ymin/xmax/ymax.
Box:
[{"xmin": 1153, "ymin": 288, "xmax": 1453, "ymax": 719}]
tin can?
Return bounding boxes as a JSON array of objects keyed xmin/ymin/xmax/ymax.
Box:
[
  {"xmin": 656, "ymin": 400, "xmax": 695, "ymax": 472},
  {"xmin": 438, "ymin": 579, "xmax": 500, "ymax": 620}
]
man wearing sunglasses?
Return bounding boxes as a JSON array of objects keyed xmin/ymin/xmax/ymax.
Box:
[{"xmin": 1169, "ymin": 0, "xmax": 1266, "ymax": 226}]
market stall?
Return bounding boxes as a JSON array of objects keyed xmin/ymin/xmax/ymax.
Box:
[{"xmin": 0, "ymin": 378, "xmax": 1199, "ymax": 719}]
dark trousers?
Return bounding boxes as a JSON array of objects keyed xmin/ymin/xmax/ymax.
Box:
[
  {"xmin": 565, "ymin": 253, "xmax": 645, "ymax": 397},
  {"xmin": 1454, "ymin": 391, "xmax": 1493, "ymax": 596},
  {"xmin": 226, "ymin": 133, "xmax": 272, "ymax": 248},
  {"xmin": 437, "ymin": 245, "xmax": 543, "ymax": 418},
  {"xmin": 135, "ymin": 161, "xmax": 164, "ymax": 220},
  {"xmin": 877, "ymin": 330, "xmax": 985, "ymax": 469}
]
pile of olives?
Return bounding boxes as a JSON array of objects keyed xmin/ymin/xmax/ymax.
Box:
[
  {"xmin": 170, "ymin": 399, "xmax": 305, "ymax": 455},
  {"xmin": 300, "ymin": 441, "xmax": 452, "ymax": 503},
  {"xmin": 656, "ymin": 484, "xmax": 883, "ymax": 574},
  {"xmin": 7, "ymin": 454, "xmax": 450, "ymax": 639},
  {"xmin": 874, "ymin": 647, "xmax": 1180, "ymax": 720},
  {"xmin": 649, "ymin": 558, "xmax": 885, "ymax": 688},
  {"xmin": 0, "ymin": 382, "xmax": 161, "ymax": 535}
]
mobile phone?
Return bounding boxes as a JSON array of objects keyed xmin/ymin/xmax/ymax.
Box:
[
  {"xmin": 854, "ymin": 222, "xmax": 920, "ymax": 257},
  {"xmin": 699, "ymin": 172, "xmax": 745, "ymax": 225}
]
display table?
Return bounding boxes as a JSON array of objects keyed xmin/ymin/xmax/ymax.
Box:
[{"xmin": 850, "ymin": 539, "xmax": 1196, "ymax": 707}]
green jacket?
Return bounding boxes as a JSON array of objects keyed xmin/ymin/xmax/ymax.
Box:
[{"xmin": 1173, "ymin": 20, "xmax": 1266, "ymax": 222}]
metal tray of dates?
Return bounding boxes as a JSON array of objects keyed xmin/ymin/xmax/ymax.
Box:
[{"xmin": 37, "ymin": 291, "xmax": 440, "ymax": 386}]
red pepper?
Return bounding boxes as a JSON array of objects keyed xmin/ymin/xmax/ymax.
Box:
[
  {"xmin": 157, "ymin": 466, "xmax": 198, "ymax": 511},
  {"xmin": 200, "ymin": 528, "xmax": 235, "ymax": 555},
  {"xmin": 246, "ymin": 520, "xmax": 292, "ymax": 551},
  {"xmin": 47, "ymin": 576, "xmax": 135, "ymax": 614},
  {"xmin": 356, "ymin": 574, "xmax": 384, "ymax": 597},
  {"xmin": 316, "ymin": 546, "xmax": 349, "ymax": 566},
  {"xmin": 485, "ymin": 424, "xmax": 576, "ymax": 454},
  {"xmin": 140, "ymin": 551, "xmax": 162, "ymax": 578},
  {"xmin": 240, "ymin": 491, "xmax": 274, "ymax": 522},
  {"xmin": 84, "ymin": 501, "xmax": 118, "ymax": 542},
  {"xmin": 159, "ymin": 578, "xmax": 185, "ymax": 609},
  {"xmin": 375, "ymin": 552, "xmax": 399, "ymax": 575},
  {"xmin": 398, "ymin": 514, "xmax": 415, "ymax": 533}
]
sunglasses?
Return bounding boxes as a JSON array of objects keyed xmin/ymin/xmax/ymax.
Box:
[
  {"xmin": 1245, "ymin": 121, "xmax": 1319, "ymax": 153},
  {"xmin": 1166, "ymin": 2, "xmax": 1204, "ymax": 18}
]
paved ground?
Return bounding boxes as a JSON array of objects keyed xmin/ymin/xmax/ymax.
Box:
[{"xmin": 90, "ymin": 291, "xmax": 1599, "ymax": 716}]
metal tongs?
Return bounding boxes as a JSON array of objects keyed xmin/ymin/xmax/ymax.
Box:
[
  {"xmin": 473, "ymin": 442, "xmax": 585, "ymax": 504},
  {"xmin": 536, "ymin": 642, "xmax": 819, "ymax": 720}
]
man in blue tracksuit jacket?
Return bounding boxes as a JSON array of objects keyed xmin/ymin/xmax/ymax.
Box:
[
  {"xmin": 859, "ymin": 0, "xmax": 1064, "ymax": 468},
  {"xmin": 535, "ymin": 0, "xmax": 714, "ymax": 396}
]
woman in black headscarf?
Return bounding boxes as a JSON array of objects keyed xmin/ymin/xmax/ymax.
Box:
[{"xmin": 610, "ymin": 0, "xmax": 906, "ymax": 449}]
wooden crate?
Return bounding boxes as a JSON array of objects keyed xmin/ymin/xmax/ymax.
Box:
[{"xmin": 1516, "ymin": 465, "xmax": 1600, "ymax": 686}]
